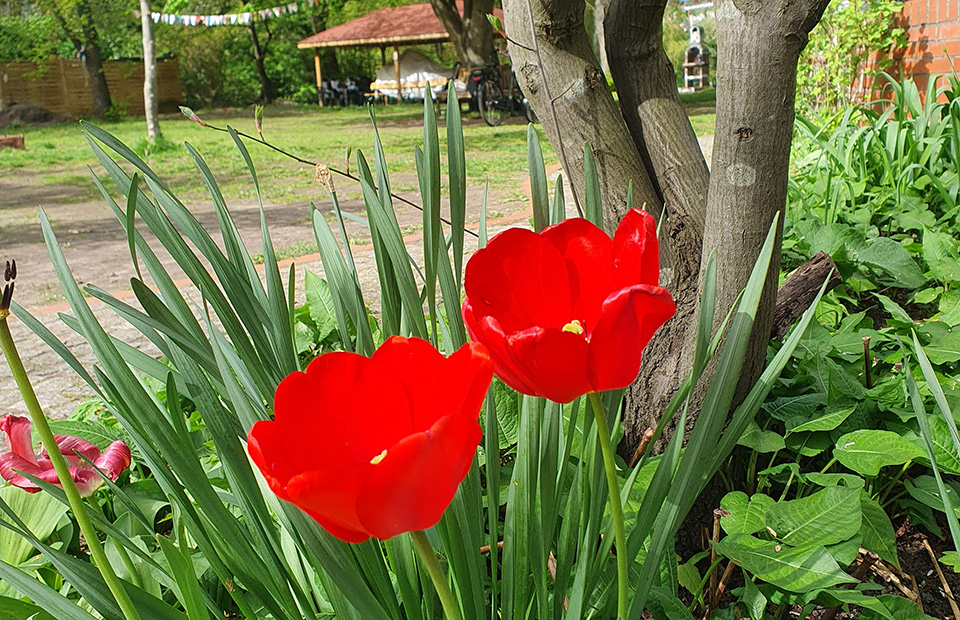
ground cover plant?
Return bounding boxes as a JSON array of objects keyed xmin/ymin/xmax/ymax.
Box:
[{"xmin": 0, "ymin": 85, "xmax": 829, "ymax": 620}]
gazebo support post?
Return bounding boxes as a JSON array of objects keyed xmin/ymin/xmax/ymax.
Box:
[
  {"xmin": 314, "ymin": 49, "xmax": 323, "ymax": 106},
  {"xmin": 394, "ymin": 46, "xmax": 402, "ymax": 104}
]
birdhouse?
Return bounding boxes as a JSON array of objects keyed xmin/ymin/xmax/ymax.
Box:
[{"xmin": 683, "ymin": 26, "xmax": 709, "ymax": 90}]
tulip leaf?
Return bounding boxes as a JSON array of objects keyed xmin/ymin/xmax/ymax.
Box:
[
  {"xmin": 765, "ymin": 486, "xmax": 861, "ymax": 549},
  {"xmin": 446, "ymin": 81, "xmax": 467, "ymax": 285},
  {"xmin": 583, "ymin": 142, "xmax": 601, "ymax": 226},
  {"xmin": 527, "ymin": 124, "xmax": 549, "ymax": 232},
  {"xmin": 713, "ymin": 534, "xmax": 858, "ymax": 593},
  {"xmin": 833, "ymin": 429, "xmax": 925, "ymax": 477},
  {"xmin": 0, "ymin": 486, "xmax": 69, "ymax": 569},
  {"xmin": 0, "ymin": 596, "xmax": 57, "ymax": 620}
]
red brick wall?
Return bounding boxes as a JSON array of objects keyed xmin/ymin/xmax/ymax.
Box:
[{"xmin": 865, "ymin": 0, "xmax": 960, "ymax": 95}]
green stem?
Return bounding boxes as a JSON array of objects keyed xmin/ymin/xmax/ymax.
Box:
[
  {"xmin": 88, "ymin": 498, "xmax": 142, "ymax": 590},
  {"xmin": 0, "ymin": 319, "xmax": 142, "ymax": 620},
  {"xmin": 410, "ymin": 530, "xmax": 461, "ymax": 620},
  {"xmin": 587, "ymin": 392, "xmax": 628, "ymax": 620}
]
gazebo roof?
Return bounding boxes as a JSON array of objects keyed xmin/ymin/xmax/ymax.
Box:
[{"xmin": 297, "ymin": 2, "xmax": 503, "ymax": 50}]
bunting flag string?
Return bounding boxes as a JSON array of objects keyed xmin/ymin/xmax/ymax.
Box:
[{"xmin": 150, "ymin": 0, "xmax": 314, "ymax": 26}]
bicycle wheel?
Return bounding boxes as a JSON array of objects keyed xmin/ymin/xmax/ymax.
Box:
[{"xmin": 478, "ymin": 79, "xmax": 506, "ymax": 127}]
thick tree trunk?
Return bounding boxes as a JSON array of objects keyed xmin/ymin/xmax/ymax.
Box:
[
  {"xmin": 249, "ymin": 20, "xmax": 274, "ymax": 104},
  {"xmin": 502, "ymin": 0, "xmax": 830, "ymax": 455},
  {"xmin": 604, "ymin": 0, "xmax": 710, "ymax": 455},
  {"xmin": 429, "ymin": 0, "xmax": 498, "ymax": 68},
  {"xmin": 140, "ymin": 0, "xmax": 161, "ymax": 143}
]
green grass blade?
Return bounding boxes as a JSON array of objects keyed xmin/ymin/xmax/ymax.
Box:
[
  {"xmin": 583, "ymin": 143, "xmax": 602, "ymax": 228},
  {"xmin": 447, "ymin": 82, "xmax": 467, "ymax": 286}
]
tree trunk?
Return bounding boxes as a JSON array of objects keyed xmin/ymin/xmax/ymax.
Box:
[
  {"xmin": 249, "ymin": 20, "xmax": 274, "ymax": 104},
  {"xmin": 502, "ymin": 0, "xmax": 830, "ymax": 455},
  {"xmin": 140, "ymin": 0, "xmax": 161, "ymax": 143},
  {"xmin": 429, "ymin": 0, "xmax": 498, "ymax": 68},
  {"xmin": 50, "ymin": 0, "xmax": 111, "ymax": 119}
]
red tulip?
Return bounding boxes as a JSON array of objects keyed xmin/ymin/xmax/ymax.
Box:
[
  {"xmin": 247, "ymin": 336, "xmax": 493, "ymax": 543},
  {"xmin": 0, "ymin": 415, "xmax": 132, "ymax": 496},
  {"xmin": 462, "ymin": 209, "xmax": 676, "ymax": 404}
]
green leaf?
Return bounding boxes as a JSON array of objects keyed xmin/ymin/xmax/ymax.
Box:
[
  {"xmin": 303, "ymin": 270, "xmax": 338, "ymax": 343},
  {"xmin": 741, "ymin": 578, "xmax": 767, "ymax": 620},
  {"xmin": 765, "ymin": 486, "xmax": 861, "ymax": 548},
  {"xmin": 492, "ymin": 379, "xmax": 519, "ymax": 445},
  {"xmin": 803, "ymin": 473, "xmax": 864, "ymax": 489},
  {"xmin": 873, "ymin": 292, "xmax": 914, "ymax": 325},
  {"xmin": 786, "ymin": 406, "xmax": 855, "ymax": 434},
  {"xmin": 720, "ymin": 492, "xmax": 775, "ymax": 536},
  {"xmin": 940, "ymin": 551, "xmax": 960, "ymax": 572},
  {"xmin": 713, "ymin": 534, "xmax": 858, "ymax": 593},
  {"xmin": 904, "ymin": 475, "xmax": 960, "ymax": 517},
  {"xmin": 677, "ymin": 552, "xmax": 706, "ymax": 596},
  {"xmin": 858, "ymin": 235, "xmax": 927, "ymax": 288},
  {"xmin": 527, "ymin": 124, "xmax": 548, "ymax": 232},
  {"xmin": 764, "ymin": 393, "xmax": 827, "ymax": 422},
  {"xmin": 859, "ymin": 492, "xmax": 899, "ymax": 568},
  {"xmin": 918, "ymin": 327, "xmax": 960, "ymax": 364},
  {"xmin": 923, "ymin": 228, "xmax": 960, "ymax": 283},
  {"xmin": 861, "ymin": 595, "xmax": 938, "ymax": 620},
  {"xmin": 737, "ymin": 421, "xmax": 785, "ymax": 453},
  {"xmin": 0, "ymin": 486, "xmax": 69, "ymax": 567},
  {"xmin": 915, "ymin": 415, "xmax": 960, "ymax": 474},
  {"xmin": 833, "ymin": 429, "xmax": 925, "ymax": 477},
  {"xmin": 46, "ymin": 419, "xmax": 126, "ymax": 451},
  {"xmin": 0, "ymin": 596, "xmax": 57, "ymax": 620}
]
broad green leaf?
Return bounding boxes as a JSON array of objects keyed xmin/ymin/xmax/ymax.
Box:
[
  {"xmin": 833, "ymin": 429, "xmax": 925, "ymax": 477},
  {"xmin": 0, "ymin": 486, "xmax": 69, "ymax": 567},
  {"xmin": 919, "ymin": 327, "xmax": 960, "ymax": 364},
  {"xmin": 713, "ymin": 534, "xmax": 858, "ymax": 593},
  {"xmin": 765, "ymin": 486, "xmax": 861, "ymax": 548},
  {"xmin": 905, "ymin": 475, "xmax": 960, "ymax": 517},
  {"xmin": 803, "ymin": 473, "xmax": 864, "ymax": 489},
  {"xmin": 860, "ymin": 595, "xmax": 938, "ymax": 620},
  {"xmin": 923, "ymin": 228, "xmax": 960, "ymax": 283},
  {"xmin": 858, "ymin": 236, "xmax": 927, "ymax": 289},
  {"xmin": 937, "ymin": 288, "xmax": 960, "ymax": 326},
  {"xmin": 676, "ymin": 553, "xmax": 705, "ymax": 596},
  {"xmin": 940, "ymin": 551, "xmax": 960, "ymax": 572},
  {"xmin": 763, "ymin": 393, "xmax": 827, "ymax": 422},
  {"xmin": 741, "ymin": 578, "xmax": 766, "ymax": 620},
  {"xmin": 914, "ymin": 415, "xmax": 960, "ymax": 474},
  {"xmin": 786, "ymin": 406, "xmax": 855, "ymax": 434},
  {"xmin": 46, "ymin": 419, "xmax": 126, "ymax": 451},
  {"xmin": 825, "ymin": 534, "xmax": 861, "ymax": 566},
  {"xmin": 873, "ymin": 292, "xmax": 914, "ymax": 325},
  {"xmin": 859, "ymin": 492, "xmax": 899, "ymax": 568},
  {"xmin": 737, "ymin": 421, "xmax": 785, "ymax": 453},
  {"xmin": 785, "ymin": 432, "xmax": 833, "ymax": 457},
  {"xmin": 720, "ymin": 492, "xmax": 775, "ymax": 536}
]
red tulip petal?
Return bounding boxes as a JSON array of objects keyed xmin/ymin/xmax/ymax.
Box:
[
  {"xmin": 297, "ymin": 506, "xmax": 371, "ymax": 543},
  {"xmin": 542, "ymin": 218, "xmax": 615, "ymax": 329},
  {"xmin": 273, "ymin": 352, "xmax": 413, "ymax": 468},
  {"xmin": 93, "ymin": 441, "xmax": 131, "ymax": 480},
  {"xmin": 466, "ymin": 314, "xmax": 540, "ymax": 396},
  {"xmin": 0, "ymin": 452, "xmax": 45, "ymax": 492},
  {"xmin": 587, "ymin": 284, "xmax": 677, "ymax": 392},
  {"xmin": 356, "ymin": 413, "xmax": 481, "ymax": 539},
  {"xmin": 373, "ymin": 337, "xmax": 493, "ymax": 432},
  {"xmin": 286, "ymin": 464, "xmax": 370, "ymax": 540},
  {"xmin": 247, "ymin": 420, "xmax": 299, "ymax": 501},
  {"xmin": 70, "ymin": 469, "xmax": 105, "ymax": 497},
  {"xmin": 0, "ymin": 415, "xmax": 38, "ymax": 465},
  {"xmin": 506, "ymin": 327, "xmax": 592, "ymax": 403},
  {"xmin": 48, "ymin": 435, "xmax": 100, "ymax": 468},
  {"xmin": 612, "ymin": 209, "xmax": 660, "ymax": 288},
  {"xmin": 464, "ymin": 227, "xmax": 573, "ymax": 333}
]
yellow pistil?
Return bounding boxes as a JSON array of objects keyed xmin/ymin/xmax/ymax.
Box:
[
  {"xmin": 562, "ymin": 319, "xmax": 585, "ymax": 335},
  {"xmin": 370, "ymin": 449, "xmax": 388, "ymax": 465}
]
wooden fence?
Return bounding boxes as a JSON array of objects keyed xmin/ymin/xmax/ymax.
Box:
[{"xmin": 0, "ymin": 57, "xmax": 182, "ymax": 119}]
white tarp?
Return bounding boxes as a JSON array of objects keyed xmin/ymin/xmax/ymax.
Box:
[{"xmin": 371, "ymin": 50, "xmax": 466, "ymax": 100}]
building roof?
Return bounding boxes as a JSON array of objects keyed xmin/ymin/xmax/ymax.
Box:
[{"xmin": 297, "ymin": 2, "xmax": 503, "ymax": 50}]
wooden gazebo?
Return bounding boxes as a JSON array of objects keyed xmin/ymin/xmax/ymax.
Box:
[{"xmin": 297, "ymin": 2, "xmax": 502, "ymax": 104}]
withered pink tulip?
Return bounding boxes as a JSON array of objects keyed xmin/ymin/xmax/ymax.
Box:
[{"xmin": 0, "ymin": 415, "xmax": 131, "ymax": 496}]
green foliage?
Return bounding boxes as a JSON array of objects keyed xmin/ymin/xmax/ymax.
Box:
[{"xmin": 796, "ymin": 0, "xmax": 906, "ymax": 113}]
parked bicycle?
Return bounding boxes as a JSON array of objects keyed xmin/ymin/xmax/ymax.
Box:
[{"xmin": 468, "ymin": 66, "xmax": 536, "ymax": 127}]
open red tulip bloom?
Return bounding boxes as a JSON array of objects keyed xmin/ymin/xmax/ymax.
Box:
[
  {"xmin": 0, "ymin": 415, "xmax": 132, "ymax": 496},
  {"xmin": 462, "ymin": 209, "xmax": 676, "ymax": 404},
  {"xmin": 248, "ymin": 336, "xmax": 493, "ymax": 543}
]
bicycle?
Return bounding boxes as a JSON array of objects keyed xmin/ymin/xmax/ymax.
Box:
[{"xmin": 469, "ymin": 66, "xmax": 536, "ymax": 127}]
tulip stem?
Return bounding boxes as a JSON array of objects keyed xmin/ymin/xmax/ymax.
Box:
[
  {"xmin": 588, "ymin": 391, "xmax": 628, "ymax": 620},
  {"xmin": 411, "ymin": 529, "xmax": 462, "ymax": 620},
  {"xmin": 0, "ymin": 318, "xmax": 143, "ymax": 620}
]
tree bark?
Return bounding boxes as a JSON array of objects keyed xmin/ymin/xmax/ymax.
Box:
[
  {"xmin": 140, "ymin": 0, "xmax": 161, "ymax": 143},
  {"xmin": 501, "ymin": 0, "xmax": 661, "ymax": 233},
  {"xmin": 771, "ymin": 252, "xmax": 842, "ymax": 339},
  {"xmin": 249, "ymin": 19, "xmax": 275, "ymax": 104},
  {"xmin": 429, "ymin": 0, "xmax": 498, "ymax": 68}
]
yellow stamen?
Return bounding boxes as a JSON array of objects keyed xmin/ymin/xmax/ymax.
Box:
[
  {"xmin": 370, "ymin": 449, "xmax": 388, "ymax": 465},
  {"xmin": 562, "ymin": 319, "xmax": 585, "ymax": 335}
]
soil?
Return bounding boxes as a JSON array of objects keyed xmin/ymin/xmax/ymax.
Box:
[{"xmin": 0, "ymin": 165, "xmax": 526, "ymax": 312}]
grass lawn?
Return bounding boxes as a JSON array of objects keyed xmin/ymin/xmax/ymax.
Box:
[{"xmin": 0, "ymin": 97, "xmax": 716, "ymax": 209}]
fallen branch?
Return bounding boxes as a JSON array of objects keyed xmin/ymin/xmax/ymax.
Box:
[{"xmin": 771, "ymin": 252, "xmax": 842, "ymax": 339}]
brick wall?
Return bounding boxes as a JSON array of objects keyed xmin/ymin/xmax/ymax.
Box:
[{"xmin": 863, "ymin": 0, "xmax": 960, "ymax": 96}]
